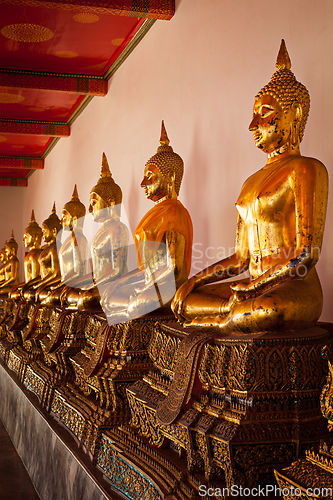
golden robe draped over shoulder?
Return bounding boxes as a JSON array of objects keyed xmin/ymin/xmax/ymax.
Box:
[{"xmin": 134, "ymin": 199, "xmax": 193, "ymax": 276}]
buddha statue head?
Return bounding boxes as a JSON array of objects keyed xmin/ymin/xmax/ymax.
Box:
[
  {"xmin": 141, "ymin": 121, "xmax": 184, "ymax": 202},
  {"xmin": 62, "ymin": 184, "xmax": 86, "ymax": 231},
  {"xmin": 89, "ymin": 153, "xmax": 122, "ymax": 222},
  {"xmin": 250, "ymin": 40, "xmax": 310, "ymax": 156},
  {"xmin": 23, "ymin": 210, "xmax": 43, "ymax": 249},
  {"xmin": 42, "ymin": 203, "xmax": 62, "ymax": 243},
  {"xmin": 0, "ymin": 243, "xmax": 7, "ymax": 264},
  {"xmin": 5, "ymin": 231, "xmax": 18, "ymax": 258}
]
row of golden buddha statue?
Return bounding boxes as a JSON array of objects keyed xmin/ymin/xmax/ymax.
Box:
[{"xmin": 0, "ymin": 40, "xmax": 332, "ymax": 499}]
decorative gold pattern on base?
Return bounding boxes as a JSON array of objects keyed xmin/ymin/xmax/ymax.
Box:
[
  {"xmin": 0, "ymin": 296, "xmax": 332, "ymax": 497},
  {"xmin": 274, "ymin": 340, "xmax": 333, "ymax": 499},
  {"xmin": 97, "ymin": 426, "xmax": 202, "ymax": 500},
  {"xmin": 128, "ymin": 322, "xmax": 332, "ymax": 486},
  {"xmin": 48, "ymin": 314, "xmax": 173, "ymax": 458}
]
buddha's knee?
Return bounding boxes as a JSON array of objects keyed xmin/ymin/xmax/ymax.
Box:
[
  {"xmin": 252, "ymin": 293, "xmax": 286, "ymax": 330},
  {"xmin": 65, "ymin": 289, "xmax": 80, "ymax": 307},
  {"xmin": 44, "ymin": 289, "xmax": 61, "ymax": 306},
  {"xmin": 77, "ymin": 288, "xmax": 101, "ymax": 311},
  {"xmin": 38, "ymin": 289, "xmax": 49, "ymax": 303},
  {"xmin": 10, "ymin": 289, "xmax": 21, "ymax": 301}
]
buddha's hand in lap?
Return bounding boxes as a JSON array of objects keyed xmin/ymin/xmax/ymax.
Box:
[
  {"xmin": 228, "ymin": 282, "xmax": 256, "ymax": 311},
  {"xmin": 171, "ymin": 276, "xmax": 196, "ymax": 322}
]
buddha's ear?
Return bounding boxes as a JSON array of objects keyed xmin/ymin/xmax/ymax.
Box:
[
  {"xmin": 291, "ymin": 101, "xmax": 302, "ymax": 124},
  {"xmin": 290, "ymin": 102, "xmax": 302, "ymax": 147},
  {"xmin": 167, "ymin": 170, "xmax": 177, "ymax": 198},
  {"xmin": 168, "ymin": 170, "xmax": 176, "ymax": 186}
]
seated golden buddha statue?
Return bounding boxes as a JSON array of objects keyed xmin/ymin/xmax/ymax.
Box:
[
  {"xmin": 100, "ymin": 121, "xmax": 193, "ymax": 324},
  {"xmin": 22, "ymin": 204, "xmax": 62, "ymax": 302},
  {"xmin": 172, "ymin": 40, "xmax": 328, "ymax": 334},
  {"xmin": 60, "ymin": 153, "xmax": 129, "ymax": 310},
  {"xmin": 0, "ymin": 232, "xmax": 19, "ymax": 297},
  {"xmin": 0, "ymin": 244, "xmax": 8, "ymax": 285},
  {"xmin": 45, "ymin": 185, "xmax": 88, "ymax": 306},
  {"xmin": 10, "ymin": 210, "xmax": 43, "ymax": 302}
]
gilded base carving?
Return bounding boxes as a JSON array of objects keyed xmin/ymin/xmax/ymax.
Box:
[
  {"xmin": 0, "ymin": 299, "xmax": 22, "ymax": 360},
  {"xmin": 128, "ymin": 322, "xmax": 333, "ymax": 487},
  {"xmin": 22, "ymin": 308, "xmax": 88, "ymax": 409},
  {"xmin": 48, "ymin": 313, "xmax": 173, "ymax": 459},
  {"xmin": 275, "ymin": 459, "xmax": 333, "ymax": 499},
  {"xmin": 0, "ymin": 298, "xmax": 16, "ymax": 330},
  {"xmin": 274, "ymin": 334, "xmax": 333, "ymax": 499},
  {"xmin": 97, "ymin": 426, "xmax": 208, "ymax": 500},
  {"xmin": 7, "ymin": 348, "xmax": 26, "ymax": 379}
]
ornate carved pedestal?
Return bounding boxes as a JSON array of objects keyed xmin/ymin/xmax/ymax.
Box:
[
  {"xmin": 274, "ymin": 336, "xmax": 333, "ymax": 499},
  {"xmin": 50, "ymin": 313, "xmax": 173, "ymax": 460},
  {"xmin": 0, "ymin": 298, "xmax": 16, "ymax": 329},
  {"xmin": 275, "ymin": 450, "xmax": 333, "ymax": 499},
  {"xmin": 0, "ymin": 299, "xmax": 22, "ymax": 362},
  {"xmin": 97, "ymin": 425, "xmax": 209, "ymax": 500},
  {"xmin": 127, "ymin": 322, "xmax": 333, "ymax": 489},
  {"xmin": 21, "ymin": 307, "xmax": 87, "ymax": 410},
  {"xmin": 7, "ymin": 303, "xmax": 52, "ymax": 382}
]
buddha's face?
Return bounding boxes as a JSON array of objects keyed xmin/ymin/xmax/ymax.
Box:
[
  {"xmin": 61, "ymin": 209, "xmax": 73, "ymax": 230},
  {"xmin": 141, "ymin": 164, "xmax": 168, "ymax": 202},
  {"xmin": 42, "ymin": 224, "xmax": 54, "ymax": 243},
  {"xmin": 89, "ymin": 192, "xmax": 110, "ymax": 222},
  {"xmin": 249, "ymin": 95, "xmax": 294, "ymax": 154},
  {"xmin": 23, "ymin": 231, "xmax": 33, "ymax": 249}
]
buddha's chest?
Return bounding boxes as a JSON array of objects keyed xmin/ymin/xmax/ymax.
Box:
[
  {"xmin": 92, "ymin": 234, "xmax": 112, "ymax": 274},
  {"xmin": 39, "ymin": 248, "xmax": 53, "ymax": 270},
  {"xmin": 236, "ymin": 167, "xmax": 294, "ymax": 224}
]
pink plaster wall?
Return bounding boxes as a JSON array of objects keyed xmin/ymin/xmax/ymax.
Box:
[
  {"xmin": 0, "ymin": 187, "xmax": 26, "ymax": 267},
  {"xmin": 4, "ymin": 0, "xmax": 333, "ymax": 321}
]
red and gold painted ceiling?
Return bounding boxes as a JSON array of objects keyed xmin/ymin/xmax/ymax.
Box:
[{"xmin": 0, "ymin": 0, "xmax": 174, "ymax": 186}]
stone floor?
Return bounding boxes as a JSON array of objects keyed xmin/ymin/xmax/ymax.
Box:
[{"xmin": 0, "ymin": 418, "xmax": 40, "ymax": 500}]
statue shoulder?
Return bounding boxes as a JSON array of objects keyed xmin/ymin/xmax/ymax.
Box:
[
  {"xmin": 25, "ymin": 248, "xmax": 41, "ymax": 260},
  {"xmin": 290, "ymin": 155, "xmax": 328, "ymax": 179},
  {"xmin": 40, "ymin": 241, "xmax": 57, "ymax": 257},
  {"xmin": 104, "ymin": 219, "xmax": 129, "ymax": 242},
  {"xmin": 74, "ymin": 231, "xmax": 88, "ymax": 245}
]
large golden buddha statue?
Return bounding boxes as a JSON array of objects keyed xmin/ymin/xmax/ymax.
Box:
[
  {"xmin": 45, "ymin": 185, "xmax": 88, "ymax": 306},
  {"xmin": 0, "ymin": 244, "xmax": 8, "ymax": 284},
  {"xmin": 61, "ymin": 153, "xmax": 129, "ymax": 310},
  {"xmin": 0, "ymin": 232, "xmax": 19, "ymax": 296},
  {"xmin": 10, "ymin": 210, "xmax": 42, "ymax": 301},
  {"xmin": 22, "ymin": 204, "xmax": 62, "ymax": 302},
  {"xmin": 100, "ymin": 122, "xmax": 193, "ymax": 323},
  {"xmin": 172, "ymin": 40, "xmax": 328, "ymax": 334}
]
